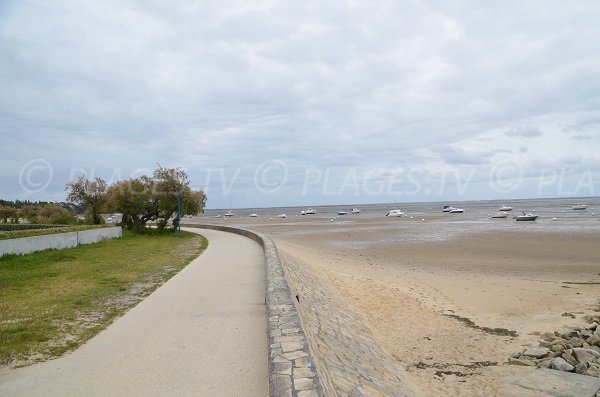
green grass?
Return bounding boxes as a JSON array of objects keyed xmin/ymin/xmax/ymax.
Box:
[
  {"xmin": 0, "ymin": 230, "xmax": 207, "ymax": 367},
  {"xmin": 0, "ymin": 224, "xmax": 113, "ymax": 240}
]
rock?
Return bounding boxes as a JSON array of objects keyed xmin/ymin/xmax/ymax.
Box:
[
  {"xmin": 587, "ymin": 363, "xmax": 600, "ymax": 377},
  {"xmin": 588, "ymin": 322, "xmax": 599, "ymax": 330},
  {"xmin": 550, "ymin": 342, "xmax": 566, "ymax": 352},
  {"xmin": 573, "ymin": 349, "xmax": 595, "ymax": 365},
  {"xmin": 581, "ymin": 329, "xmax": 593, "ymax": 337},
  {"xmin": 541, "ymin": 332, "xmax": 556, "ymax": 342},
  {"xmin": 551, "ymin": 357, "xmax": 574, "ymax": 372},
  {"xmin": 566, "ymin": 337, "xmax": 585, "ymax": 348},
  {"xmin": 562, "ymin": 349, "xmax": 577, "ymax": 366},
  {"xmin": 562, "ymin": 312, "xmax": 576, "ymax": 319},
  {"xmin": 574, "ymin": 362, "xmax": 589, "ymax": 374},
  {"xmin": 536, "ymin": 358, "xmax": 553, "ymax": 368},
  {"xmin": 522, "ymin": 347, "xmax": 550, "ymax": 358},
  {"xmin": 508, "ymin": 357, "xmax": 536, "ymax": 366},
  {"xmin": 589, "ymin": 334, "xmax": 600, "ymax": 347},
  {"xmin": 563, "ymin": 329, "xmax": 580, "ymax": 338},
  {"xmin": 574, "ymin": 347, "xmax": 600, "ymax": 359}
]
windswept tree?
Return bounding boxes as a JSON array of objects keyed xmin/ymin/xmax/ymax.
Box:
[
  {"xmin": 66, "ymin": 176, "xmax": 107, "ymax": 224},
  {"xmin": 106, "ymin": 166, "xmax": 206, "ymax": 233}
]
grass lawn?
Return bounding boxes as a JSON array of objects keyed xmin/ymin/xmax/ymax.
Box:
[{"xmin": 0, "ymin": 230, "xmax": 207, "ymax": 367}]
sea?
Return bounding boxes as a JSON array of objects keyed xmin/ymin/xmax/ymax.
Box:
[{"xmin": 199, "ymin": 197, "xmax": 600, "ymax": 239}]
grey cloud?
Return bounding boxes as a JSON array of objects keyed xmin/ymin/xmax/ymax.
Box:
[
  {"xmin": 2, "ymin": 1, "xmax": 600, "ymax": 206},
  {"xmin": 504, "ymin": 126, "xmax": 543, "ymax": 138}
]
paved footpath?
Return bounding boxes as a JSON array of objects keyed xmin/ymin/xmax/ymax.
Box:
[{"xmin": 0, "ymin": 228, "xmax": 269, "ymax": 397}]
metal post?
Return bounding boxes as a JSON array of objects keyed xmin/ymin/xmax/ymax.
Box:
[{"xmin": 177, "ymin": 190, "xmax": 181, "ymax": 238}]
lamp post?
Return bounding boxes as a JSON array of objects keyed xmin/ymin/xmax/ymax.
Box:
[{"xmin": 177, "ymin": 190, "xmax": 181, "ymax": 238}]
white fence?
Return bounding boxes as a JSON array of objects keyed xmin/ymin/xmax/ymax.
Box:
[{"xmin": 0, "ymin": 227, "xmax": 122, "ymax": 257}]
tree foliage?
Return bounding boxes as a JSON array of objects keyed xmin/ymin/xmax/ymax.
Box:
[
  {"xmin": 20, "ymin": 205, "xmax": 78, "ymax": 225},
  {"xmin": 106, "ymin": 165, "xmax": 206, "ymax": 233},
  {"xmin": 65, "ymin": 176, "xmax": 107, "ymax": 224}
]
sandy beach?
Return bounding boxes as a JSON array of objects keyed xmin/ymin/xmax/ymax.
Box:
[{"xmin": 202, "ymin": 200, "xmax": 600, "ymax": 395}]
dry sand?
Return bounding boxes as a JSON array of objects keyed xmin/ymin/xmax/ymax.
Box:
[{"xmin": 248, "ymin": 216, "xmax": 600, "ymax": 396}]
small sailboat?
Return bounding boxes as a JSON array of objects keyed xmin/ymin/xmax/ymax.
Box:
[
  {"xmin": 305, "ymin": 208, "xmax": 316, "ymax": 215},
  {"xmin": 337, "ymin": 210, "xmax": 348, "ymax": 215},
  {"xmin": 386, "ymin": 209, "xmax": 404, "ymax": 217},
  {"xmin": 351, "ymin": 208, "xmax": 361, "ymax": 214},
  {"xmin": 491, "ymin": 212, "xmax": 509, "ymax": 219},
  {"xmin": 224, "ymin": 210, "xmax": 234, "ymax": 217},
  {"xmin": 572, "ymin": 204, "xmax": 587, "ymax": 210},
  {"xmin": 449, "ymin": 207, "xmax": 464, "ymax": 213},
  {"xmin": 499, "ymin": 205, "xmax": 513, "ymax": 212},
  {"xmin": 249, "ymin": 213, "xmax": 258, "ymax": 217}
]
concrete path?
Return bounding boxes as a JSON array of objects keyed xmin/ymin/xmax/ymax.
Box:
[{"xmin": 0, "ymin": 228, "xmax": 269, "ymax": 397}]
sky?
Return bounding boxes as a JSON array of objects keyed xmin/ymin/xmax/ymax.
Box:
[{"xmin": 1, "ymin": 0, "xmax": 599, "ymax": 209}]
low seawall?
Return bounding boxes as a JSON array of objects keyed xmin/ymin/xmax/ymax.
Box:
[
  {"xmin": 0, "ymin": 227, "xmax": 122, "ymax": 257},
  {"xmin": 182, "ymin": 223, "xmax": 324, "ymax": 397}
]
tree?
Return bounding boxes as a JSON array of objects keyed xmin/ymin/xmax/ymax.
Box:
[
  {"xmin": 0, "ymin": 205, "xmax": 18, "ymax": 224},
  {"xmin": 106, "ymin": 166, "xmax": 206, "ymax": 233},
  {"xmin": 21, "ymin": 204, "xmax": 77, "ymax": 224},
  {"xmin": 66, "ymin": 176, "xmax": 107, "ymax": 224}
]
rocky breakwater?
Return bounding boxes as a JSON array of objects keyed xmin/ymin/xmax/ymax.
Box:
[{"xmin": 508, "ymin": 313, "xmax": 600, "ymax": 378}]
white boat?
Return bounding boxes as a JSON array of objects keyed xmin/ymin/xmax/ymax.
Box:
[
  {"xmin": 386, "ymin": 209, "xmax": 404, "ymax": 217},
  {"xmin": 351, "ymin": 208, "xmax": 360, "ymax": 214},
  {"xmin": 449, "ymin": 208, "xmax": 464, "ymax": 213},
  {"xmin": 572, "ymin": 204, "xmax": 587, "ymax": 210},
  {"xmin": 249, "ymin": 213, "xmax": 258, "ymax": 217},
  {"xmin": 499, "ymin": 205, "xmax": 513, "ymax": 212},
  {"xmin": 278, "ymin": 214, "xmax": 287, "ymax": 219},
  {"xmin": 215, "ymin": 214, "xmax": 221, "ymax": 218},
  {"xmin": 305, "ymin": 208, "xmax": 316, "ymax": 215},
  {"xmin": 442, "ymin": 205, "xmax": 452, "ymax": 212},
  {"xmin": 300, "ymin": 211, "xmax": 306, "ymax": 215},
  {"xmin": 224, "ymin": 210, "xmax": 234, "ymax": 217},
  {"xmin": 337, "ymin": 210, "xmax": 348, "ymax": 216},
  {"xmin": 491, "ymin": 212, "xmax": 508, "ymax": 219},
  {"xmin": 515, "ymin": 212, "xmax": 538, "ymax": 221}
]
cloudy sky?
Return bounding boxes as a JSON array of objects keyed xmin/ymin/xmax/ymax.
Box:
[{"xmin": 1, "ymin": 1, "xmax": 599, "ymax": 208}]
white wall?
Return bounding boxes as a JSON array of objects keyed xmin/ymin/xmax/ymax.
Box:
[{"xmin": 0, "ymin": 227, "xmax": 122, "ymax": 256}]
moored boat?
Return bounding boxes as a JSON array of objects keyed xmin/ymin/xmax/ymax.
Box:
[
  {"xmin": 386, "ymin": 209, "xmax": 404, "ymax": 217},
  {"xmin": 515, "ymin": 212, "xmax": 538, "ymax": 221},
  {"xmin": 449, "ymin": 208, "xmax": 464, "ymax": 213},
  {"xmin": 337, "ymin": 210, "xmax": 348, "ymax": 215},
  {"xmin": 351, "ymin": 208, "xmax": 361, "ymax": 214},
  {"xmin": 499, "ymin": 205, "xmax": 513, "ymax": 212},
  {"xmin": 572, "ymin": 204, "xmax": 587, "ymax": 210},
  {"xmin": 491, "ymin": 212, "xmax": 509, "ymax": 219}
]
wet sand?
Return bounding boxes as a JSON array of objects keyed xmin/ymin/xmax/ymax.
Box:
[{"xmin": 239, "ymin": 213, "xmax": 600, "ymax": 396}]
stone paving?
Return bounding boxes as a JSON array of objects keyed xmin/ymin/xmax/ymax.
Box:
[{"xmin": 280, "ymin": 252, "xmax": 417, "ymax": 397}]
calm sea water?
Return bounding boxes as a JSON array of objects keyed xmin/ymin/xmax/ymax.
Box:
[{"xmin": 199, "ymin": 197, "xmax": 600, "ymax": 238}]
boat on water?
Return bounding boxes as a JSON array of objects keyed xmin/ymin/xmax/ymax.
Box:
[
  {"xmin": 491, "ymin": 212, "xmax": 509, "ymax": 219},
  {"xmin": 499, "ymin": 205, "xmax": 513, "ymax": 212},
  {"xmin": 215, "ymin": 214, "xmax": 221, "ymax": 218},
  {"xmin": 351, "ymin": 208, "xmax": 360, "ymax": 214},
  {"xmin": 449, "ymin": 208, "xmax": 464, "ymax": 213},
  {"xmin": 515, "ymin": 212, "xmax": 538, "ymax": 221},
  {"xmin": 337, "ymin": 210, "xmax": 348, "ymax": 215},
  {"xmin": 386, "ymin": 209, "xmax": 404, "ymax": 217},
  {"xmin": 442, "ymin": 205, "xmax": 452, "ymax": 212},
  {"xmin": 305, "ymin": 208, "xmax": 316, "ymax": 215},
  {"xmin": 224, "ymin": 210, "xmax": 235, "ymax": 217},
  {"xmin": 572, "ymin": 204, "xmax": 587, "ymax": 210},
  {"xmin": 249, "ymin": 213, "xmax": 258, "ymax": 217},
  {"xmin": 278, "ymin": 214, "xmax": 287, "ymax": 219}
]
